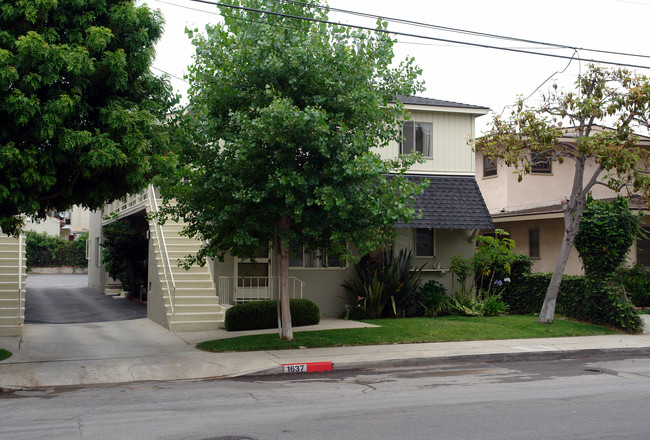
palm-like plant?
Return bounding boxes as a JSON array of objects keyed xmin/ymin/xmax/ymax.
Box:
[{"xmin": 342, "ymin": 248, "xmax": 424, "ymax": 318}]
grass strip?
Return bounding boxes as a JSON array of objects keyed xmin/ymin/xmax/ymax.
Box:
[
  {"xmin": 198, "ymin": 315, "xmax": 620, "ymax": 353},
  {"xmin": 0, "ymin": 349, "xmax": 12, "ymax": 362}
]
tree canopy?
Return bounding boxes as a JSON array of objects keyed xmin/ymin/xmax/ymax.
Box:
[
  {"xmin": 158, "ymin": 0, "xmax": 425, "ymax": 339},
  {"xmin": 0, "ymin": 0, "xmax": 177, "ymax": 235},
  {"xmin": 472, "ymin": 65, "xmax": 650, "ymax": 324}
]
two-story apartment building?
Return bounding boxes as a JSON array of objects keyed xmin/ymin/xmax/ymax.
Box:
[
  {"xmin": 87, "ymin": 96, "xmax": 493, "ymax": 332},
  {"xmin": 476, "ymin": 126, "xmax": 650, "ymax": 275}
]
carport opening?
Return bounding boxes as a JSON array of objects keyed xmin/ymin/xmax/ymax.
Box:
[{"xmin": 101, "ymin": 212, "xmax": 149, "ymax": 303}]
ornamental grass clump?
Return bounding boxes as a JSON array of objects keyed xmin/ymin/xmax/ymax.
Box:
[{"xmin": 342, "ymin": 249, "xmax": 424, "ymax": 318}]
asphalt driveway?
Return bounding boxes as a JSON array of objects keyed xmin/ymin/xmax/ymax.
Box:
[{"xmin": 25, "ymin": 274, "xmax": 146, "ymax": 324}]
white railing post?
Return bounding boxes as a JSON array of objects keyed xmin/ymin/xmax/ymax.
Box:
[{"xmin": 148, "ymin": 185, "xmax": 176, "ymax": 316}]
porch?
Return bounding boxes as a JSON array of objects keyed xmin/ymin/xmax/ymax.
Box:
[{"xmin": 217, "ymin": 276, "xmax": 304, "ymax": 305}]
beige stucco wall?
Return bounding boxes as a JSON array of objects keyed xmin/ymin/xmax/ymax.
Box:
[
  {"xmin": 496, "ymin": 218, "xmax": 583, "ymax": 275},
  {"xmin": 25, "ymin": 216, "xmax": 61, "ymax": 237},
  {"xmin": 87, "ymin": 210, "xmax": 106, "ymax": 292},
  {"xmin": 394, "ymin": 228, "xmax": 476, "ymax": 295},
  {"xmin": 477, "ymin": 151, "xmax": 625, "ymax": 215},
  {"xmin": 287, "ymin": 267, "xmax": 350, "ymax": 318},
  {"xmin": 496, "ymin": 216, "xmax": 643, "ymax": 275}
]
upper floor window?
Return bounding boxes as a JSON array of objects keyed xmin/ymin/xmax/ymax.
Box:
[
  {"xmin": 531, "ymin": 151, "xmax": 552, "ymax": 174},
  {"xmin": 483, "ymin": 155, "xmax": 497, "ymax": 177},
  {"xmin": 401, "ymin": 121, "xmax": 432, "ymax": 158}
]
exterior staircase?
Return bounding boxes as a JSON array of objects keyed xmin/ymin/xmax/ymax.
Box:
[
  {"xmin": 146, "ymin": 193, "xmax": 226, "ymax": 332},
  {"xmin": 0, "ymin": 233, "xmax": 26, "ymax": 337}
]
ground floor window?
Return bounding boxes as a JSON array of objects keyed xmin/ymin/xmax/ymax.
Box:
[
  {"xmin": 415, "ymin": 228, "xmax": 435, "ymax": 257},
  {"xmin": 637, "ymin": 227, "xmax": 650, "ymax": 266},
  {"xmin": 289, "ymin": 243, "xmax": 345, "ymax": 268},
  {"xmin": 529, "ymin": 229, "xmax": 540, "ymax": 259}
]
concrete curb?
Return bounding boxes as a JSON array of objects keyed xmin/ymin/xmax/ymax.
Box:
[{"xmin": 246, "ymin": 346, "xmax": 650, "ymax": 377}]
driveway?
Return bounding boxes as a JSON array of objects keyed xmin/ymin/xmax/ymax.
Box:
[{"xmin": 25, "ymin": 274, "xmax": 146, "ymax": 324}]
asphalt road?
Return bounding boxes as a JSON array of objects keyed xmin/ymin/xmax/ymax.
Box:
[
  {"xmin": 24, "ymin": 274, "xmax": 146, "ymax": 324},
  {"xmin": 2, "ymin": 355, "xmax": 650, "ymax": 440}
]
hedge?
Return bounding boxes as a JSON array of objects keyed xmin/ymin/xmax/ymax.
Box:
[
  {"xmin": 26, "ymin": 231, "xmax": 87, "ymax": 270},
  {"xmin": 225, "ymin": 299, "xmax": 320, "ymax": 331},
  {"xmin": 502, "ymin": 272, "xmax": 642, "ymax": 333}
]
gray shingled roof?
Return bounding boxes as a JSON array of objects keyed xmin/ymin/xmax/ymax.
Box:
[
  {"xmin": 396, "ymin": 175, "xmax": 494, "ymax": 230},
  {"xmin": 394, "ymin": 95, "xmax": 490, "ymax": 111}
]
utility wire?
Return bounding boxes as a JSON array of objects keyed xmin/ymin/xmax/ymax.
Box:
[
  {"xmin": 274, "ymin": 0, "xmax": 650, "ymax": 60},
  {"xmin": 152, "ymin": 66, "xmax": 190, "ymax": 83},
  {"xmin": 183, "ymin": 0, "xmax": 650, "ymax": 70}
]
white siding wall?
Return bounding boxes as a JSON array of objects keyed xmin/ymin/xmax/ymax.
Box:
[{"xmin": 375, "ymin": 110, "xmax": 477, "ymax": 175}]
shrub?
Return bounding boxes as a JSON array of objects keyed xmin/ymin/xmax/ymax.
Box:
[
  {"xmin": 225, "ymin": 299, "xmax": 320, "ymax": 331},
  {"xmin": 501, "ymin": 272, "xmax": 642, "ymax": 333},
  {"xmin": 481, "ymin": 295, "xmax": 509, "ymax": 316},
  {"xmin": 102, "ymin": 217, "xmax": 148, "ymax": 294},
  {"xmin": 574, "ymin": 196, "xmax": 642, "ymax": 278},
  {"xmin": 417, "ymin": 280, "xmax": 450, "ymax": 317},
  {"xmin": 615, "ymin": 264, "xmax": 650, "ymax": 308},
  {"xmin": 25, "ymin": 231, "xmax": 88, "ymax": 270},
  {"xmin": 447, "ymin": 296, "xmax": 483, "ymax": 316}
]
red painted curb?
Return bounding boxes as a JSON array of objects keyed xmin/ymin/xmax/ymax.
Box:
[{"xmin": 282, "ymin": 362, "xmax": 333, "ymax": 373}]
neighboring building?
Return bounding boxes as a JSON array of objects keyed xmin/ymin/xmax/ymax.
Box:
[
  {"xmin": 25, "ymin": 206, "xmax": 90, "ymax": 241},
  {"xmin": 476, "ymin": 126, "xmax": 650, "ymax": 275},
  {"xmin": 88, "ymin": 96, "xmax": 493, "ymax": 332}
]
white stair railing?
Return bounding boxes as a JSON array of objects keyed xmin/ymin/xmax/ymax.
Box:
[
  {"xmin": 217, "ymin": 276, "xmax": 304, "ymax": 305},
  {"xmin": 147, "ymin": 185, "xmax": 176, "ymax": 316}
]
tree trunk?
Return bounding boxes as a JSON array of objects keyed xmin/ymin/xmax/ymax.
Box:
[
  {"xmin": 539, "ymin": 155, "xmax": 592, "ymax": 324},
  {"xmin": 278, "ymin": 219, "xmax": 293, "ymax": 340},
  {"xmin": 538, "ymin": 230, "xmax": 575, "ymax": 323}
]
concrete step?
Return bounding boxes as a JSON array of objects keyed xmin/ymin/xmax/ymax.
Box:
[
  {"xmin": 0, "ymin": 325, "xmax": 23, "ymax": 337},
  {"xmin": 172, "ymin": 287, "xmax": 217, "ymax": 297},
  {"xmin": 170, "ymin": 319, "xmax": 224, "ymax": 332},
  {"xmin": 156, "ymin": 279, "xmax": 214, "ymax": 289},
  {"xmin": 0, "ymin": 298, "xmax": 24, "ymax": 308},
  {"xmin": 172, "ymin": 303, "xmax": 225, "ymax": 314},
  {"xmin": 163, "ymin": 295, "xmax": 222, "ymax": 305},
  {"xmin": 0, "ymin": 281, "xmax": 24, "ymax": 290},
  {"xmin": 0, "ymin": 315, "xmax": 24, "ymax": 326},
  {"xmin": 160, "ymin": 271, "xmax": 213, "ymax": 281}
]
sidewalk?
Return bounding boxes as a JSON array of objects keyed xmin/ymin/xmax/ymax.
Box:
[{"xmin": 2, "ymin": 317, "xmax": 650, "ymax": 389}]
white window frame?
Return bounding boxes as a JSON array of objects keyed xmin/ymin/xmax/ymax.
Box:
[
  {"xmin": 400, "ymin": 121, "xmax": 432, "ymax": 158},
  {"xmin": 289, "ymin": 243, "xmax": 346, "ymax": 269}
]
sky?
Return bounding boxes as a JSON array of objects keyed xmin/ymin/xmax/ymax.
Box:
[{"xmin": 143, "ymin": 0, "xmax": 650, "ymax": 135}]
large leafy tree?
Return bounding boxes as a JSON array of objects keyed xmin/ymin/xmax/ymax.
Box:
[
  {"xmin": 159, "ymin": 0, "xmax": 424, "ymax": 340},
  {"xmin": 473, "ymin": 65, "xmax": 650, "ymax": 324},
  {"xmin": 0, "ymin": 0, "xmax": 176, "ymax": 235}
]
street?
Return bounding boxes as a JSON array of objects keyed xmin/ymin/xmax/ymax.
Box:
[{"xmin": 2, "ymin": 354, "xmax": 650, "ymax": 439}]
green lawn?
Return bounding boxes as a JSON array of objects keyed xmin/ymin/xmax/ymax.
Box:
[
  {"xmin": 0, "ymin": 349, "xmax": 12, "ymax": 362},
  {"xmin": 198, "ymin": 315, "xmax": 620, "ymax": 353}
]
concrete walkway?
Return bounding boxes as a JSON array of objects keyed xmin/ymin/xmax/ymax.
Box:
[{"xmin": 2, "ymin": 317, "xmax": 650, "ymax": 388}]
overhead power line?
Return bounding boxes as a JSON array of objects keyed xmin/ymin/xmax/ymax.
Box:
[
  {"xmin": 273, "ymin": 0, "xmax": 650, "ymax": 61},
  {"xmin": 182, "ymin": 0, "xmax": 650, "ymax": 70}
]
